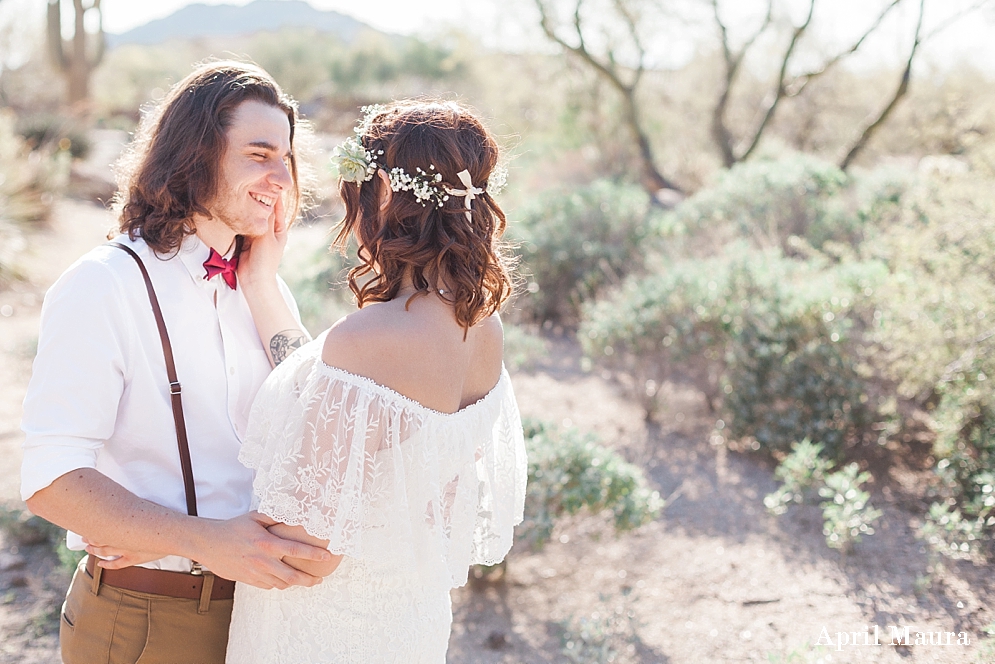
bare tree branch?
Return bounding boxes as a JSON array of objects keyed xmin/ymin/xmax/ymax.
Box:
[
  {"xmin": 839, "ymin": 0, "xmax": 926, "ymax": 170},
  {"xmin": 613, "ymin": 0, "xmax": 646, "ymax": 87},
  {"xmin": 711, "ymin": 0, "xmax": 773, "ymax": 167},
  {"xmin": 534, "ymin": 0, "xmax": 682, "ymax": 193},
  {"xmin": 920, "ymin": 0, "xmax": 993, "ymax": 42},
  {"xmin": 786, "ymin": 0, "xmax": 901, "ymax": 97},
  {"xmin": 736, "ymin": 0, "xmax": 817, "ymax": 162}
]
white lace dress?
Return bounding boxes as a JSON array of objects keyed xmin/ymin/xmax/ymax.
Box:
[{"xmin": 225, "ymin": 337, "xmax": 527, "ymax": 663}]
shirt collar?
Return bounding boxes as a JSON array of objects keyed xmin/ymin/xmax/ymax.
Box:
[
  {"xmin": 177, "ymin": 233, "xmax": 237, "ymax": 289},
  {"xmin": 177, "ymin": 233, "xmax": 211, "ymax": 286}
]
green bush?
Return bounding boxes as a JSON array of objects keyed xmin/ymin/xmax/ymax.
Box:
[
  {"xmin": 867, "ymin": 173, "xmax": 995, "ymax": 554},
  {"xmin": 819, "ymin": 463, "xmax": 882, "ymax": 552},
  {"xmin": 579, "ymin": 253, "xmax": 735, "ymax": 416},
  {"xmin": 502, "ymin": 324, "xmax": 549, "ymax": 372},
  {"xmin": 558, "ymin": 590, "xmax": 641, "ymax": 664},
  {"xmin": 1, "ymin": 110, "xmax": 70, "ymax": 286},
  {"xmin": 512, "ymin": 179, "xmax": 658, "ymax": 324},
  {"xmin": 280, "ymin": 237, "xmax": 355, "ymax": 333},
  {"xmin": 763, "ymin": 439, "xmax": 833, "ymax": 515},
  {"xmin": 722, "ymin": 257, "xmax": 881, "ymax": 458},
  {"xmin": 763, "ymin": 442, "xmax": 882, "ymax": 553},
  {"xmin": 0, "ymin": 110, "xmax": 67, "ymax": 227},
  {"xmin": 0, "ymin": 503, "xmax": 83, "ymax": 574},
  {"xmin": 17, "ymin": 114, "xmax": 91, "ymax": 160},
  {"xmin": 520, "ymin": 419, "xmax": 663, "ymax": 548},
  {"xmin": 656, "ymin": 153, "xmax": 855, "ymax": 254},
  {"xmin": 581, "ymin": 249, "xmax": 882, "ymax": 456}
]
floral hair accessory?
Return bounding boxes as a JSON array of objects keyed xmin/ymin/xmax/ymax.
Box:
[
  {"xmin": 329, "ymin": 103, "xmax": 509, "ymax": 215},
  {"xmin": 329, "ymin": 136, "xmax": 380, "ymax": 184},
  {"xmin": 388, "ymin": 164, "xmax": 449, "ymax": 208},
  {"xmin": 445, "ymin": 170, "xmax": 484, "ymax": 222},
  {"xmin": 486, "ymin": 163, "xmax": 508, "ymax": 197}
]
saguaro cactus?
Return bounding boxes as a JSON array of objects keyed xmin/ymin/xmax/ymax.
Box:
[{"xmin": 47, "ymin": 0, "xmax": 105, "ymax": 106}]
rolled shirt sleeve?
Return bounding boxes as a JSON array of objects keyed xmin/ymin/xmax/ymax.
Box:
[
  {"xmin": 20, "ymin": 257, "xmax": 133, "ymax": 501},
  {"xmin": 276, "ymin": 274, "xmax": 307, "ymax": 334}
]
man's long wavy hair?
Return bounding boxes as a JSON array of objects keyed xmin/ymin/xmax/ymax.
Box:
[
  {"xmin": 114, "ymin": 60, "xmax": 303, "ymax": 254},
  {"xmin": 335, "ymin": 101, "xmax": 516, "ymax": 334}
]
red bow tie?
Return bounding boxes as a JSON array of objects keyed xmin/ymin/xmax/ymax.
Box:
[{"xmin": 203, "ymin": 248, "xmax": 239, "ymax": 290}]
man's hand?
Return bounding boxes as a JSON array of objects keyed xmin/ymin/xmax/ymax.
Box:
[
  {"xmin": 83, "ymin": 538, "xmax": 165, "ymax": 569},
  {"xmin": 266, "ymin": 521, "xmax": 341, "ymax": 578},
  {"xmin": 238, "ymin": 194, "xmax": 288, "ymax": 292},
  {"xmin": 188, "ymin": 512, "xmax": 331, "ymax": 590}
]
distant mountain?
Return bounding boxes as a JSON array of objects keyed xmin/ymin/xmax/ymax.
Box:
[{"xmin": 107, "ymin": 0, "xmax": 377, "ymax": 48}]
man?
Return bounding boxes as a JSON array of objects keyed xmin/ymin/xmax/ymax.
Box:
[{"xmin": 20, "ymin": 61, "xmax": 327, "ymax": 664}]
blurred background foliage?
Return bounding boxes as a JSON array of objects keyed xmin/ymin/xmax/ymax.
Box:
[{"xmin": 2, "ymin": 0, "xmax": 995, "ymax": 560}]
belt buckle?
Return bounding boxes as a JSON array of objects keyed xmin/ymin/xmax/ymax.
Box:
[{"xmin": 190, "ymin": 561, "xmax": 204, "ymax": 576}]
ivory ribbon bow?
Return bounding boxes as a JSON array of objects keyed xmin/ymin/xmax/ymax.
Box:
[{"xmin": 446, "ymin": 169, "xmax": 484, "ymax": 223}]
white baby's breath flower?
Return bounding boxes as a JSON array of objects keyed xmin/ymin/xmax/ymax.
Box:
[{"xmin": 486, "ymin": 163, "xmax": 508, "ymax": 197}]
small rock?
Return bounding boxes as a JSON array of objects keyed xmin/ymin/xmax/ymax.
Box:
[
  {"xmin": 8, "ymin": 574, "xmax": 28, "ymax": 588},
  {"xmin": 0, "ymin": 552, "xmax": 25, "ymax": 572},
  {"xmin": 485, "ymin": 631, "xmax": 509, "ymax": 650}
]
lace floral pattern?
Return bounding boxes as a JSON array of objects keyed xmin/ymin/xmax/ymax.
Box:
[{"xmin": 226, "ymin": 338, "xmax": 527, "ymax": 662}]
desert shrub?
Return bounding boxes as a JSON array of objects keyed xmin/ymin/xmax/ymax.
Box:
[
  {"xmin": 722, "ymin": 257, "xmax": 882, "ymax": 458},
  {"xmin": 0, "ymin": 502, "xmax": 83, "ymax": 574},
  {"xmin": 657, "ymin": 153, "xmax": 855, "ymax": 254},
  {"xmin": 818, "ymin": 464, "xmax": 882, "ymax": 552},
  {"xmin": 279, "ymin": 238, "xmax": 355, "ymax": 333},
  {"xmin": 520, "ymin": 419, "xmax": 663, "ymax": 548},
  {"xmin": 558, "ymin": 590, "xmax": 643, "ymax": 664},
  {"xmin": 582, "ymin": 249, "xmax": 882, "ymax": 455},
  {"xmin": 0, "ymin": 110, "xmax": 69, "ymax": 286},
  {"xmin": 763, "ymin": 439, "xmax": 833, "ymax": 514},
  {"xmin": 579, "ymin": 253, "xmax": 736, "ymax": 417},
  {"xmin": 502, "ymin": 324, "xmax": 549, "ymax": 372},
  {"xmin": 764, "ymin": 443, "xmax": 882, "ymax": 552},
  {"xmin": 17, "ymin": 114, "xmax": 91, "ymax": 159},
  {"xmin": 868, "ymin": 173, "xmax": 995, "ymax": 554},
  {"xmin": 920, "ymin": 384, "xmax": 995, "ymax": 557},
  {"xmin": 0, "ymin": 110, "xmax": 67, "ymax": 227},
  {"xmin": 0, "ymin": 220, "xmax": 26, "ymax": 288},
  {"xmin": 512, "ymin": 179, "xmax": 657, "ymax": 324}
]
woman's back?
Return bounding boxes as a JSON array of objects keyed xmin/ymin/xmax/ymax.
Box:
[
  {"xmin": 321, "ymin": 292, "xmax": 505, "ymax": 415},
  {"xmin": 228, "ymin": 333, "xmax": 526, "ymax": 663}
]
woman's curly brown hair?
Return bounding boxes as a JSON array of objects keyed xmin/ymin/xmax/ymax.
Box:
[
  {"xmin": 113, "ymin": 60, "xmax": 306, "ymax": 255},
  {"xmin": 335, "ymin": 101, "xmax": 516, "ymax": 333}
]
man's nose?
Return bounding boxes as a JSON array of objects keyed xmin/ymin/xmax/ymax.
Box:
[{"xmin": 269, "ymin": 158, "xmax": 293, "ymax": 189}]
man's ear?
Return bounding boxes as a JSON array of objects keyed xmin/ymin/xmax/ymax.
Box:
[{"xmin": 377, "ymin": 169, "xmax": 392, "ymax": 211}]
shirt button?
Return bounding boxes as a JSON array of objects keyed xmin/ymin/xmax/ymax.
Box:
[{"xmin": 229, "ymin": 366, "xmax": 235, "ymax": 376}]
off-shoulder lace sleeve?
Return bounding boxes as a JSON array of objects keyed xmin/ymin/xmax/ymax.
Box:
[
  {"xmin": 239, "ymin": 343, "xmax": 527, "ymax": 588},
  {"xmin": 469, "ymin": 379, "xmax": 527, "ymax": 567}
]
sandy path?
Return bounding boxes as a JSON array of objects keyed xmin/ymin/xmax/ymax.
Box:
[
  {"xmin": 0, "ymin": 199, "xmax": 991, "ymax": 663},
  {"xmin": 0, "ymin": 200, "xmax": 115, "ymax": 501}
]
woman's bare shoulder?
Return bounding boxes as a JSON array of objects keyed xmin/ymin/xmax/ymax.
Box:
[{"xmin": 320, "ymin": 305, "xmax": 395, "ymax": 371}]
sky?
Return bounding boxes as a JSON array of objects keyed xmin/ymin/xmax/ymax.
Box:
[
  {"xmin": 2, "ymin": 0, "xmax": 994, "ymax": 72},
  {"xmin": 104, "ymin": 0, "xmax": 995, "ymax": 72},
  {"xmin": 98, "ymin": 0, "xmax": 500, "ymax": 37}
]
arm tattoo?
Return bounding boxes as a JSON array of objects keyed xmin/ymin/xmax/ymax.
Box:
[{"xmin": 269, "ymin": 329, "xmax": 308, "ymax": 365}]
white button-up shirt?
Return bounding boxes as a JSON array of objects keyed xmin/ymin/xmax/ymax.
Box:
[{"xmin": 20, "ymin": 233, "xmax": 302, "ymax": 571}]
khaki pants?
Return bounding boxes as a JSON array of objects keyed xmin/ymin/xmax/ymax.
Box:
[{"xmin": 60, "ymin": 557, "xmax": 232, "ymax": 664}]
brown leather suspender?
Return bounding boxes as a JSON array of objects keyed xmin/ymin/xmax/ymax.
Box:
[{"xmin": 109, "ymin": 242, "xmax": 198, "ymax": 517}]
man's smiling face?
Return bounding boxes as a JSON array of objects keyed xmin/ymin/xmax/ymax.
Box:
[{"xmin": 211, "ymin": 99, "xmax": 294, "ymax": 239}]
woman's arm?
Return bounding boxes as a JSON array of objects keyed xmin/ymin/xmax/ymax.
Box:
[
  {"xmin": 267, "ymin": 522, "xmax": 342, "ymax": 577},
  {"xmin": 238, "ymin": 195, "xmax": 310, "ymax": 367}
]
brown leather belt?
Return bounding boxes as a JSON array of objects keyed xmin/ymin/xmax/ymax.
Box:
[{"xmin": 85, "ymin": 555, "xmax": 235, "ymax": 601}]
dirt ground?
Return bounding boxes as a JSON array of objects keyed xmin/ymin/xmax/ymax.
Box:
[{"xmin": 0, "ymin": 198, "xmax": 993, "ymax": 663}]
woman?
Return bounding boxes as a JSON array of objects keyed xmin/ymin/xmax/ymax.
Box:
[{"xmin": 228, "ymin": 100, "xmax": 527, "ymax": 662}]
